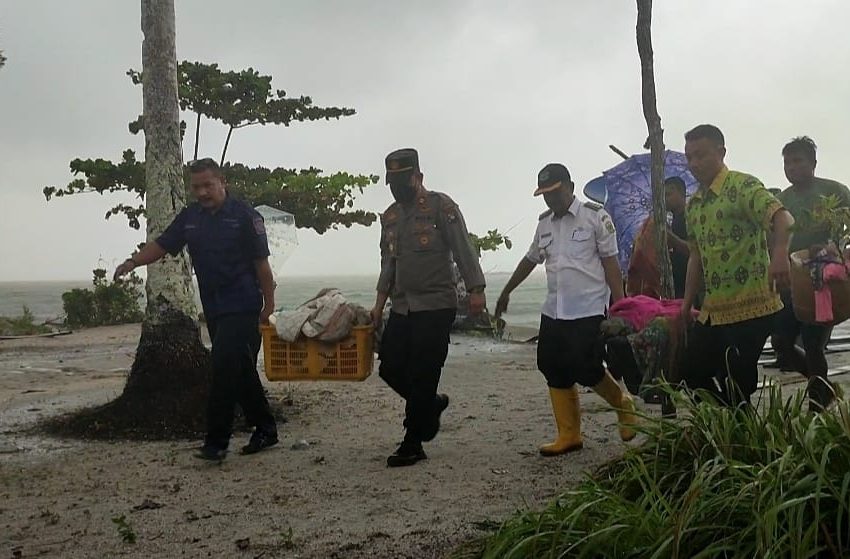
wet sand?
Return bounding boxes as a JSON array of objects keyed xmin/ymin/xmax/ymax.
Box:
[{"xmin": 1, "ymin": 324, "xmax": 847, "ymax": 558}]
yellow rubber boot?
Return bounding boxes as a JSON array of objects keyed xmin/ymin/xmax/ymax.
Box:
[
  {"xmin": 539, "ymin": 386, "xmax": 583, "ymax": 456},
  {"xmin": 592, "ymin": 371, "xmax": 638, "ymax": 442}
]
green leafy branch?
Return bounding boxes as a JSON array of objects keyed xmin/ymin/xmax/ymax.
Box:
[
  {"xmin": 129, "ymin": 61, "xmax": 355, "ymax": 163},
  {"xmin": 799, "ymin": 194, "xmax": 850, "ymax": 247},
  {"xmin": 43, "ymin": 61, "xmax": 378, "ymax": 234},
  {"xmin": 469, "ymin": 229, "xmax": 512, "ymax": 255}
]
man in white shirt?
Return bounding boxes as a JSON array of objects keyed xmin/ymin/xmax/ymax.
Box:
[{"xmin": 495, "ymin": 163, "xmax": 637, "ymax": 456}]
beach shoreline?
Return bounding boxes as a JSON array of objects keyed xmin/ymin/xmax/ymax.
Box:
[
  {"xmin": 0, "ymin": 323, "xmax": 630, "ymax": 558},
  {"xmin": 1, "ymin": 323, "xmax": 847, "ymax": 558}
]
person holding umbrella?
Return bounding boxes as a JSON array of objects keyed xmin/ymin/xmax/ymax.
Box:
[
  {"xmin": 495, "ymin": 163, "xmax": 637, "ymax": 456},
  {"xmin": 626, "ymin": 176, "xmax": 691, "ymax": 299}
]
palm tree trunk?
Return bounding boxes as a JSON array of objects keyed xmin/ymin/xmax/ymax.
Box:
[{"xmin": 48, "ymin": 0, "xmax": 212, "ymax": 440}]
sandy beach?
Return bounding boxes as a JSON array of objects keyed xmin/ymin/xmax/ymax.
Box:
[{"xmin": 1, "ymin": 324, "xmax": 848, "ymax": 558}]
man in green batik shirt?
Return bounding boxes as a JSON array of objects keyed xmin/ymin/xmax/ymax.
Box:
[
  {"xmin": 679, "ymin": 124, "xmax": 795, "ymax": 405},
  {"xmin": 772, "ymin": 136, "xmax": 850, "ymax": 411}
]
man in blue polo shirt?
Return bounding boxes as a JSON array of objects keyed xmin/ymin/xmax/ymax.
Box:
[{"xmin": 113, "ymin": 158, "xmax": 278, "ymax": 460}]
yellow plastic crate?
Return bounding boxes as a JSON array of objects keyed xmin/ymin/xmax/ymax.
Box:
[{"xmin": 260, "ymin": 324, "xmax": 374, "ymax": 381}]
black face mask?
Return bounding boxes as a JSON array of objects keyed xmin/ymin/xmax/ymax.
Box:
[{"xmin": 390, "ymin": 181, "xmax": 416, "ymax": 204}]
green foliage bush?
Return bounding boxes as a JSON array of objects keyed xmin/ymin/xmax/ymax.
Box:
[
  {"xmin": 62, "ymin": 268, "xmax": 144, "ymax": 329},
  {"xmin": 0, "ymin": 306, "xmax": 53, "ymax": 336},
  {"xmin": 469, "ymin": 386, "xmax": 850, "ymax": 559}
]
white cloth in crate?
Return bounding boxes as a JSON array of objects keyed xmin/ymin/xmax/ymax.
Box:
[{"xmin": 275, "ymin": 288, "xmax": 369, "ymax": 343}]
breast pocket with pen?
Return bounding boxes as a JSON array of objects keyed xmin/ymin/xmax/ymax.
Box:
[{"xmin": 567, "ymin": 228, "xmax": 593, "ymax": 258}]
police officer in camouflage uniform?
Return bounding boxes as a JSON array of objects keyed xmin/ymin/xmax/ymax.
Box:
[{"xmin": 372, "ymin": 148, "xmax": 486, "ymax": 467}]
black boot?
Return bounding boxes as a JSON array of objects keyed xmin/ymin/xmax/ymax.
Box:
[
  {"xmin": 241, "ymin": 426, "xmax": 279, "ymax": 455},
  {"xmin": 420, "ymin": 393, "xmax": 450, "ymax": 442},
  {"xmin": 386, "ymin": 439, "xmax": 427, "ymax": 468},
  {"xmin": 196, "ymin": 441, "xmax": 228, "ymax": 461}
]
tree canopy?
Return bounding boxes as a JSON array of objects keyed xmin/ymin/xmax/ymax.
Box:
[{"xmin": 43, "ymin": 61, "xmax": 379, "ymax": 234}]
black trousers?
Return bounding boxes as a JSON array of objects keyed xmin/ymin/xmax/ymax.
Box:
[
  {"xmin": 682, "ymin": 314, "xmax": 775, "ymax": 405},
  {"xmin": 537, "ymin": 315, "xmax": 606, "ymax": 389},
  {"xmin": 772, "ymin": 291, "xmax": 830, "ymax": 378},
  {"xmin": 205, "ymin": 312, "xmax": 276, "ymax": 448},
  {"xmin": 378, "ymin": 309, "xmax": 456, "ymax": 443}
]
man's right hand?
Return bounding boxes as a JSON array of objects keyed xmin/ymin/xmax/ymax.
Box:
[
  {"xmin": 370, "ymin": 305, "xmax": 384, "ymax": 327},
  {"xmin": 494, "ymin": 292, "xmax": 510, "ymax": 319},
  {"xmin": 113, "ymin": 259, "xmax": 136, "ymax": 281}
]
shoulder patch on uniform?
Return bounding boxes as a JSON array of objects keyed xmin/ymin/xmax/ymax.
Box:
[
  {"xmin": 600, "ymin": 212, "xmax": 616, "ymax": 234},
  {"xmin": 381, "ymin": 203, "xmax": 400, "ymax": 223},
  {"xmin": 433, "ymin": 191, "xmax": 460, "ymax": 223},
  {"xmin": 434, "ymin": 191, "xmax": 457, "ymax": 209},
  {"xmin": 253, "ymin": 216, "xmax": 266, "ymax": 235},
  {"xmin": 583, "ymin": 201, "xmax": 603, "ymax": 211},
  {"xmin": 538, "ymin": 209, "xmax": 554, "ymax": 220}
]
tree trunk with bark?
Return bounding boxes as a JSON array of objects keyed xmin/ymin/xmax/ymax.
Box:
[
  {"xmin": 636, "ymin": 0, "xmax": 673, "ymax": 299},
  {"xmin": 47, "ymin": 0, "xmax": 212, "ymax": 440}
]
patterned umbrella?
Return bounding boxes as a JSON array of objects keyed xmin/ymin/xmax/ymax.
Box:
[{"xmin": 593, "ymin": 150, "xmax": 699, "ymax": 272}]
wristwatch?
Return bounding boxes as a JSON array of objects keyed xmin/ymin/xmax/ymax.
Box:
[{"xmin": 468, "ymin": 286, "xmax": 485, "ymax": 294}]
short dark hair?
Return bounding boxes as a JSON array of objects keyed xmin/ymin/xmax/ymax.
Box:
[
  {"xmin": 782, "ymin": 136, "xmax": 817, "ymax": 163},
  {"xmin": 188, "ymin": 157, "xmax": 224, "ymax": 178},
  {"xmin": 685, "ymin": 124, "xmax": 725, "ymax": 147},
  {"xmin": 664, "ymin": 176, "xmax": 686, "ymax": 195}
]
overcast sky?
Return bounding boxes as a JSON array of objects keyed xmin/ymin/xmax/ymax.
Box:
[{"xmin": 2, "ymin": 0, "xmax": 850, "ymax": 282}]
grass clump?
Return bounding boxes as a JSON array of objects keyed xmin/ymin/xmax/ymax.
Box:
[
  {"xmin": 0, "ymin": 306, "xmax": 53, "ymax": 336},
  {"xmin": 470, "ymin": 386, "xmax": 850, "ymax": 558}
]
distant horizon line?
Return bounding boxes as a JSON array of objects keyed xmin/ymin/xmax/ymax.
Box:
[{"xmin": 0, "ymin": 270, "xmax": 524, "ymax": 284}]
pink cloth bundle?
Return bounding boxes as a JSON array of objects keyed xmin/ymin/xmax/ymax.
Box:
[
  {"xmin": 814, "ymin": 263, "xmax": 848, "ymax": 323},
  {"xmin": 609, "ymin": 295, "xmax": 697, "ymax": 331}
]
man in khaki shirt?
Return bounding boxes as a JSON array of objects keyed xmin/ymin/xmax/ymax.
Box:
[{"xmin": 372, "ymin": 148, "xmax": 486, "ymax": 467}]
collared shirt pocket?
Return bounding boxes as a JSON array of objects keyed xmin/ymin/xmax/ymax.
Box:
[
  {"xmin": 216, "ymin": 217, "xmax": 243, "ymax": 253},
  {"xmin": 183, "ymin": 222, "xmax": 200, "ymax": 246},
  {"xmin": 567, "ymin": 227, "xmax": 594, "ymax": 257},
  {"xmin": 412, "ymin": 226, "xmax": 438, "ymax": 252}
]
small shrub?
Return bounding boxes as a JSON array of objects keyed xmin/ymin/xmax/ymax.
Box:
[
  {"xmin": 62, "ymin": 268, "xmax": 144, "ymax": 329},
  {"xmin": 0, "ymin": 306, "xmax": 53, "ymax": 336}
]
